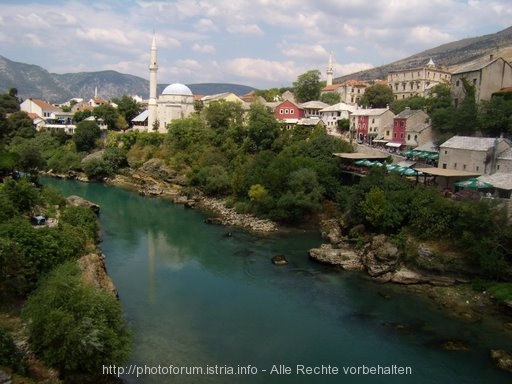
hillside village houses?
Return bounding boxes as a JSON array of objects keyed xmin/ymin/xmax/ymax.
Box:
[{"xmin": 15, "ymin": 34, "xmax": 512, "ymax": 197}]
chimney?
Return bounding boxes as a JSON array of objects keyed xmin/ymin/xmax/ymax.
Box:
[{"xmin": 490, "ymin": 54, "xmax": 494, "ymax": 61}]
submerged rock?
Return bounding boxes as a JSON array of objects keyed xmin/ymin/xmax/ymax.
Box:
[
  {"xmin": 490, "ymin": 349, "xmax": 512, "ymax": 372},
  {"xmin": 271, "ymin": 255, "xmax": 288, "ymax": 265}
]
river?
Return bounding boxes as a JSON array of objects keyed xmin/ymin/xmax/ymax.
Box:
[{"xmin": 43, "ymin": 178, "xmax": 512, "ymax": 384}]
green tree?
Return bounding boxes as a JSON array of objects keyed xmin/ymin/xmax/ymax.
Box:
[
  {"xmin": 320, "ymin": 92, "xmax": 340, "ymax": 105},
  {"xmin": 23, "ymin": 261, "xmax": 132, "ymax": 381},
  {"xmin": 359, "ymin": 83, "xmax": 394, "ymax": 108},
  {"xmin": 82, "ymin": 157, "xmax": 114, "ymax": 181},
  {"xmin": 93, "ymin": 104, "xmax": 119, "ymax": 130},
  {"xmin": 5, "ymin": 111, "xmax": 35, "ymax": 140},
  {"xmin": 167, "ymin": 115, "xmax": 209, "ymax": 152},
  {"xmin": 73, "ymin": 120, "xmax": 101, "ymax": 152},
  {"xmin": 112, "ymin": 95, "xmax": 143, "ymax": 129},
  {"xmin": 452, "ymin": 78, "xmax": 478, "ymax": 136},
  {"xmin": 244, "ymin": 102, "xmax": 280, "ymax": 153},
  {"xmin": 73, "ymin": 109, "xmax": 93, "ymax": 123},
  {"xmin": 271, "ymin": 168, "xmax": 324, "ymax": 223},
  {"xmin": 293, "ymin": 70, "xmax": 322, "ymax": 103},
  {"xmin": 390, "ymin": 96, "xmax": 427, "ymax": 114},
  {"xmin": 478, "ymin": 96, "xmax": 512, "ymax": 137}
]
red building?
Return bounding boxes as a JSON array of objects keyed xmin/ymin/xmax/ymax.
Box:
[
  {"xmin": 355, "ymin": 115, "xmax": 369, "ymax": 143},
  {"xmin": 392, "ymin": 116, "xmax": 407, "ymax": 145},
  {"xmin": 274, "ymin": 100, "xmax": 304, "ymax": 121}
]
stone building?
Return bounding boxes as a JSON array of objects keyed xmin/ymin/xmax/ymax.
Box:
[
  {"xmin": 438, "ymin": 135, "xmax": 512, "ymax": 175},
  {"xmin": 387, "ymin": 58, "xmax": 451, "ymax": 100},
  {"xmin": 450, "ymin": 55, "xmax": 512, "ymax": 105}
]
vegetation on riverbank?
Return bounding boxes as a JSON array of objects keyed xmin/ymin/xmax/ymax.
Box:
[{"xmin": 0, "ymin": 177, "xmax": 132, "ymax": 383}]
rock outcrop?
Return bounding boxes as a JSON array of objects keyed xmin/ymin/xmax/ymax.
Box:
[
  {"xmin": 308, "ymin": 243, "xmax": 363, "ymax": 271},
  {"xmin": 77, "ymin": 253, "xmax": 118, "ymax": 297},
  {"xmin": 66, "ymin": 195, "xmax": 100, "ymax": 214},
  {"xmin": 198, "ymin": 197, "xmax": 278, "ymax": 232},
  {"xmin": 361, "ymin": 234, "xmax": 401, "ymax": 277}
]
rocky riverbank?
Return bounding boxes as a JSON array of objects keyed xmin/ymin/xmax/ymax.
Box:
[{"xmin": 308, "ymin": 218, "xmax": 512, "ymax": 373}]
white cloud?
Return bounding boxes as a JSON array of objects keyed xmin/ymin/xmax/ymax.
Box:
[
  {"xmin": 0, "ymin": 0, "xmax": 510, "ymax": 89},
  {"xmin": 224, "ymin": 57, "xmax": 299, "ymax": 85},
  {"xmin": 280, "ymin": 43, "xmax": 327, "ymax": 58},
  {"xmin": 192, "ymin": 43, "xmax": 216, "ymax": 54},
  {"xmin": 25, "ymin": 33, "xmax": 44, "ymax": 47},
  {"xmin": 194, "ymin": 18, "xmax": 218, "ymax": 33},
  {"xmin": 226, "ymin": 24, "xmax": 264, "ymax": 36}
]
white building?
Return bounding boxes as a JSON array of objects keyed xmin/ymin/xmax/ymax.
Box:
[
  {"xmin": 133, "ymin": 35, "xmax": 195, "ymax": 133},
  {"xmin": 319, "ymin": 102, "xmax": 357, "ymax": 137}
]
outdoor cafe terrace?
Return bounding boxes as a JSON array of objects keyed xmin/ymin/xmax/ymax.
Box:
[{"xmin": 333, "ymin": 152, "xmax": 512, "ymax": 200}]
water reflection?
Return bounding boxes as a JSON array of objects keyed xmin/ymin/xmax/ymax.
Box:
[{"xmin": 41, "ymin": 178, "xmax": 512, "ymax": 384}]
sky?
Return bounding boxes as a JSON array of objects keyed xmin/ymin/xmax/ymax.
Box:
[{"xmin": 0, "ymin": 0, "xmax": 511, "ymax": 90}]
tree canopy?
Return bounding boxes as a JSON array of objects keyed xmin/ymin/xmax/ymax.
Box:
[
  {"xmin": 293, "ymin": 70, "xmax": 322, "ymax": 103},
  {"xmin": 359, "ymin": 83, "xmax": 394, "ymax": 108}
]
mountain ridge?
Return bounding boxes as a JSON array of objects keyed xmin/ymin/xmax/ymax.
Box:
[
  {"xmin": 334, "ymin": 26, "xmax": 512, "ymax": 83},
  {"xmin": 1, "ymin": 26, "xmax": 511, "ymax": 103}
]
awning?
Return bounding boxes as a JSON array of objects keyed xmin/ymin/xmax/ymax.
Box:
[{"xmin": 386, "ymin": 142, "xmax": 402, "ymax": 148}]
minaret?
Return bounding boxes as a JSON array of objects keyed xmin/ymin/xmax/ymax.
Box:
[
  {"xmin": 148, "ymin": 34, "xmax": 158, "ymax": 131},
  {"xmin": 326, "ymin": 51, "xmax": 334, "ymax": 86}
]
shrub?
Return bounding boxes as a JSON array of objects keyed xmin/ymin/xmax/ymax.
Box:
[
  {"xmin": 0, "ymin": 326, "xmax": 26, "ymax": 374},
  {"xmin": 23, "ymin": 261, "xmax": 132, "ymax": 381},
  {"xmin": 82, "ymin": 158, "xmax": 114, "ymax": 181}
]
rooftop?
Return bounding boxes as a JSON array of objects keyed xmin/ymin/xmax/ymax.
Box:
[{"xmin": 440, "ymin": 136, "xmax": 497, "ymax": 151}]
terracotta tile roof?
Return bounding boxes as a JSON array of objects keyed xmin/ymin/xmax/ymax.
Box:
[
  {"xmin": 341, "ymin": 80, "xmax": 369, "ymax": 87},
  {"xmin": 30, "ymin": 98, "xmax": 60, "ymax": 111},
  {"xmin": 321, "ymin": 84, "xmax": 343, "ymax": 91}
]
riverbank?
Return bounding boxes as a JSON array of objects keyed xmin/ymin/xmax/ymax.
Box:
[{"xmin": 45, "ymin": 169, "xmax": 512, "ymax": 373}]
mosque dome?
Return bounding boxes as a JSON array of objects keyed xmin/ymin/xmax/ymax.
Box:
[{"xmin": 161, "ymin": 82, "xmax": 193, "ymax": 96}]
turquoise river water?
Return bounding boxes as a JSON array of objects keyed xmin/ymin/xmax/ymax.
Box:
[{"xmin": 43, "ymin": 178, "xmax": 512, "ymax": 384}]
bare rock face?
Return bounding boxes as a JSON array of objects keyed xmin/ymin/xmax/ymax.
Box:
[
  {"xmin": 78, "ymin": 253, "xmax": 118, "ymax": 297},
  {"xmin": 141, "ymin": 158, "xmax": 182, "ymax": 184},
  {"xmin": 65, "ymin": 195, "xmax": 100, "ymax": 214},
  {"xmin": 309, "ymin": 243, "xmax": 363, "ymax": 271},
  {"xmin": 319, "ymin": 219, "xmax": 345, "ymax": 245},
  {"xmin": 362, "ymin": 234, "xmax": 401, "ymax": 277}
]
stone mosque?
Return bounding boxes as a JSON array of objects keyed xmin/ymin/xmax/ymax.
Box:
[{"xmin": 132, "ymin": 35, "xmax": 195, "ymax": 133}]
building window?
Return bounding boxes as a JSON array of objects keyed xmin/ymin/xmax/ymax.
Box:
[
  {"xmin": 442, "ymin": 163, "xmax": 447, "ymax": 169},
  {"xmin": 386, "ymin": 130, "xmax": 390, "ymax": 136},
  {"xmin": 400, "ymin": 133, "xmax": 404, "ymax": 138},
  {"xmin": 290, "ymin": 109, "xmax": 294, "ymax": 114},
  {"xmin": 473, "ymin": 78, "xmax": 477, "ymax": 85},
  {"xmin": 456, "ymin": 80, "xmax": 460, "ymax": 86},
  {"xmin": 476, "ymin": 166, "xmax": 479, "ymax": 171},
  {"xmin": 463, "ymin": 164, "xmax": 466, "ymax": 170},
  {"xmin": 280, "ymin": 109, "xmax": 283, "ymax": 114},
  {"xmin": 497, "ymin": 165, "xmax": 500, "ymax": 170},
  {"xmin": 284, "ymin": 109, "xmax": 289, "ymax": 114},
  {"xmin": 453, "ymin": 163, "xmax": 457, "ymax": 169},
  {"xmin": 407, "ymin": 134, "xmax": 411, "ymax": 140},
  {"xmin": 444, "ymin": 150, "xmax": 448, "ymax": 154}
]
